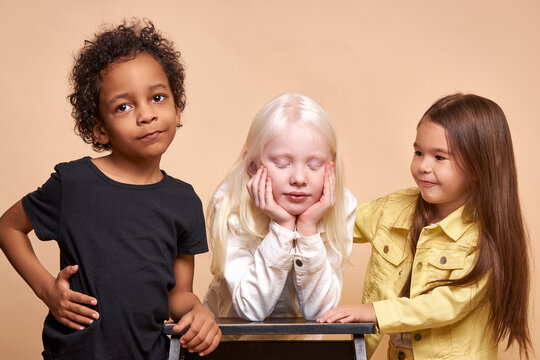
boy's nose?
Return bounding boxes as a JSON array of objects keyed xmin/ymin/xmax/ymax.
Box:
[{"xmin": 137, "ymin": 103, "xmax": 157, "ymax": 124}]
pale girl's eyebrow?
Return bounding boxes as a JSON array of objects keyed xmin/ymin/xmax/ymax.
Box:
[{"xmin": 270, "ymin": 155, "xmax": 291, "ymax": 162}]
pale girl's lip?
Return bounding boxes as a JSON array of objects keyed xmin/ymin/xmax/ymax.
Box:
[
  {"xmin": 285, "ymin": 192, "xmax": 309, "ymax": 203},
  {"xmin": 138, "ymin": 130, "xmax": 163, "ymax": 140}
]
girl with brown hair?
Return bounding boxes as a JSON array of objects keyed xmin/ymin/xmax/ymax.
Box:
[{"xmin": 318, "ymin": 93, "xmax": 531, "ymax": 359}]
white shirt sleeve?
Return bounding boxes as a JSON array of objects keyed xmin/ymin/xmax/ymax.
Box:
[
  {"xmin": 223, "ymin": 189, "xmax": 357, "ymax": 321},
  {"xmin": 224, "ymin": 219, "xmax": 296, "ymax": 321},
  {"xmin": 291, "ymin": 189, "xmax": 358, "ymax": 320}
]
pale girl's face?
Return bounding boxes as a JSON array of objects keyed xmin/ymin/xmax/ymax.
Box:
[
  {"xmin": 410, "ymin": 118, "xmax": 468, "ymax": 222},
  {"xmin": 260, "ymin": 123, "xmax": 332, "ymax": 216}
]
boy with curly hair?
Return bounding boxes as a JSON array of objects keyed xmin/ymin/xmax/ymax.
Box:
[{"xmin": 0, "ymin": 19, "xmax": 220, "ymax": 359}]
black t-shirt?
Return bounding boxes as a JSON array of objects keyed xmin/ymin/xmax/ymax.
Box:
[{"xmin": 22, "ymin": 157, "xmax": 208, "ymax": 360}]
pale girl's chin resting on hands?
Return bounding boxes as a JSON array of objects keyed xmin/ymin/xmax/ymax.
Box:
[
  {"xmin": 247, "ymin": 160, "xmax": 336, "ymax": 237},
  {"xmin": 317, "ymin": 304, "xmax": 377, "ymax": 324},
  {"xmin": 172, "ymin": 303, "xmax": 221, "ymax": 356}
]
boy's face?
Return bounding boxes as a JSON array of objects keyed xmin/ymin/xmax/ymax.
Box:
[{"xmin": 94, "ymin": 52, "xmax": 180, "ymax": 160}]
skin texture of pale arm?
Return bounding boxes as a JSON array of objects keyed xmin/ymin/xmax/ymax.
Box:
[
  {"xmin": 169, "ymin": 254, "xmax": 221, "ymax": 356},
  {"xmin": 0, "ymin": 200, "xmax": 99, "ymax": 330}
]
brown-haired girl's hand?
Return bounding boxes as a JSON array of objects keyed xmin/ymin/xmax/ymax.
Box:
[
  {"xmin": 296, "ymin": 162, "xmax": 336, "ymax": 236},
  {"xmin": 316, "ymin": 304, "xmax": 377, "ymax": 324},
  {"xmin": 42, "ymin": 265, "xmax": 99, "ymax": 330},
  {"xmin": 247, "ymin": 165, "xmax": 296, "ymax": 231}
]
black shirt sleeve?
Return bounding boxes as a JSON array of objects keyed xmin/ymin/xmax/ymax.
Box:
[
  {"xmin": 177, "ymin": 190, "xmax": 208, "ymax": 255},
  {"xmin": 21, "ymin": 169, "xmax": 62, "ymax": 241}
]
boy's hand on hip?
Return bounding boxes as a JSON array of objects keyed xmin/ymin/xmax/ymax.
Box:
[
  {"xmin": 42, "ymin": 264, "xmax": 99, "ymax": 330},
  {"xmin": 174, "ymin": 303, "xmax": 221, "ymax": 356}
]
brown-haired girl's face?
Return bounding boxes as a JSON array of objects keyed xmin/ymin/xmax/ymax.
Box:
[{"xmin": 411, "ymin": 118, "xmax": 468, "ymax": 222}]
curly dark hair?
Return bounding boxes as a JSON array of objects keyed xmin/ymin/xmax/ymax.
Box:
[{"xmin": 68, "ymin": 19, "xmax": 186, "ymax": 151}]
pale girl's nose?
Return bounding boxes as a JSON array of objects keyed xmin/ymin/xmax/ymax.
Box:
[{"xmin": 290, "ymin": 165, "xmax": 307, "ymax": 185}]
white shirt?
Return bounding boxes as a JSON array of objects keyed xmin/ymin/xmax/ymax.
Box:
[{"xmin": 204, "ymin": 189, "xmax": 357, "ymax": 321}]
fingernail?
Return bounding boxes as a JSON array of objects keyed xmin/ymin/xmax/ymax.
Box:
[
  {"xmin": 87, "ymin": 319, "xmax": 93, "ymax": 324},
  {"xmin": 92, "ymin": 313, "xmax": 98, "ymax": 319}
]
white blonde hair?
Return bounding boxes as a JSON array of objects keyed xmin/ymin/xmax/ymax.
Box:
[{"xmin": 208, "ymin": 93, "xmax": 349, "ymax": 280}]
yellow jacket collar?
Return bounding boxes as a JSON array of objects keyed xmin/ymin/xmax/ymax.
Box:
[{"xmin": 380, "ymin": 188, "xmax": 474, "ymax": 242}]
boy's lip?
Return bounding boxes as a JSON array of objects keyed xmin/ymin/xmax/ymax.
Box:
[{"xmin": 138, "ymin": 130, "xmax": 164, "ymax": 140}]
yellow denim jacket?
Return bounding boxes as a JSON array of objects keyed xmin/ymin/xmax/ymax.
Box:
[{"xmin": 355, "ymin": 189, "xmax": 497, "ymax": 360}]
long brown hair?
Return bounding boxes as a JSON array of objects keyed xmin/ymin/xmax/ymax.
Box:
[{"xmin": 403, "ymin": 94, "xmax": 531, "ymax": 357}]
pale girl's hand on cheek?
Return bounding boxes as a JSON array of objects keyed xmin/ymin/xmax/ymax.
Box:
[
  {"xmin": 296, "ymin": 162, "xmax": 336, "ymax": 236},
  {"xmin": 247, "ymin": 165, "xmax": 296, "ymax": 230}
]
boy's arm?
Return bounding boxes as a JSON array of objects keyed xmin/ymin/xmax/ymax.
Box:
[
  {"xmin": 169, "ymin": 254, "xmax": 221, "ymax": 356},
  {"xmin": 0, "ymin": 200, "xmax": 99, "ymax": 330}
]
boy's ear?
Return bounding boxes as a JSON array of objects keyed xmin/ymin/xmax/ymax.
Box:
[
  {"xmin": 92, "ymin": 120, "xmax": 110, "ymax": 145},
  {"xmin": 176, "ymin": 107, "xmax": 182, "ymax": 128}
]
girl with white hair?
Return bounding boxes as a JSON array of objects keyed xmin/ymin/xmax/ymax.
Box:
[{"xmin": 204, "ymin": 93, "xmax": 357, "ymax": 321}]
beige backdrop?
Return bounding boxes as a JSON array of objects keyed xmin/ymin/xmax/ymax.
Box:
[{"xmin": 1, "ymin": 1, "xmax": 538, "ymax": 358}]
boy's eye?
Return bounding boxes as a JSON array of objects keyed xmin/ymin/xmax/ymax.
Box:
[
  {"xmin": 435, "ymin": 155, "xmax": 447, "ymax": 161},
  {"xmin": 152, "ymin": 94, "xmax": 166, "ymax": 103},
  {"xmin": 414, "ymin": 151, "xmax": 422, "ymax": 156},
  {"xmin": 116, "ymin": 104, "xmax": 132, "ymax": 112}
]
